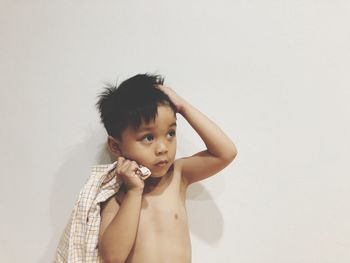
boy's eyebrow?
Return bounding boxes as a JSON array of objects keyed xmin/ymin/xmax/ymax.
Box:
[{"xmin": 138, "ymin": 122, "xmax": 177, "ymax": 132}]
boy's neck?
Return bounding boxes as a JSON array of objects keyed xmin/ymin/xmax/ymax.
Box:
[
  {"xmin": 142, "ymin": 164, "xmax": 174, "ymax": 194},
  {"xmin": 143, "ymin": 177, "xmax": 162, "ymax": 193}
]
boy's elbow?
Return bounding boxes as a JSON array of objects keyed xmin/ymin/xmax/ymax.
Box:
[
  {"xmin": 100, "ymin": 251, "xmax": 126, "ymax": 263},
  {"xmin": 101, "ymin": 253, "xmax": 125, "ymax": 263},
  {"xmin": 99, "ymin": 243, "xmax": 126, "ymax": 263},
  {"xmin": 222, "ymin": 142, "xmax": 238, "ymax": 161},
  {"xmin": 224, "ymin": 149, "xmax": 238, "ymax": 162},
  {"xmin": 105, "ymin": 258, "xmax": 125, "ymax": 263},
  {"xmin": 233, "ymin": 150, "xmax": 238, "ymax": 159}
]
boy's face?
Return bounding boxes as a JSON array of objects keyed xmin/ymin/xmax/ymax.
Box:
[{"xmin": 108, "ymin": 105, "xmax": 177, "ymax": 178}]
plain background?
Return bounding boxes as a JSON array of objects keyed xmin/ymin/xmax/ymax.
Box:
[{"xmin": 1, "ymin": 1, "xmax": 350, "ymax": 262}]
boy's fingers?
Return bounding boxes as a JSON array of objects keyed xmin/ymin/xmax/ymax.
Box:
[
  {"xmin": 119, "ymin": 160, "xmax": 137, "ymax": 173},
  {"xmin": 129, "ymin": 161, "xmax": 140, "ymax": 174},
  {"xmin": 115, "ymin": 158, "xmax": 145, "ymax": 180},
  {"xmin": 116, "ymin": 157, "xmax": 122, "ymax": 166}
]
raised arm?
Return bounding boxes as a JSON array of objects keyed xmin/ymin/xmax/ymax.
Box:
[
  {"xmin": 156, "ymin": 85, "xmax": 238, "ymax": 186},
  {"xmin": 179, "ymin": 100, "xmax": 237, "ymax": 185}
]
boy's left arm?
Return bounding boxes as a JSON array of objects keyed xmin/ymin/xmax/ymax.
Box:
[{"xmin": 156, "ymin": 85, "xmax": 238, "ymax": 186}]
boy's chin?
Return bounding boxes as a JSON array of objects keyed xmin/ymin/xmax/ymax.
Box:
[
  {"xmin": 149, "ymin": 172, "xmax": 165, "ymax": 178},
  {"xmin": 148, "ymin": 163, "xmax": 173, "ymax": 178}
]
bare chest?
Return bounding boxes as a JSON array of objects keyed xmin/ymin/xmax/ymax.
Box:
[
  {"xmin": 139, "ymin": 180, "xmax": 188, "ymax": 236},
  {"xmin": 122, "ymin": 167, "xmax": 192, "ymax": 263}
]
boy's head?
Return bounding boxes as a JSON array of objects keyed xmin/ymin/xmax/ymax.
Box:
[{"xmin": 95, "ymin": 73, "xmax": 178, "ymax": 177}]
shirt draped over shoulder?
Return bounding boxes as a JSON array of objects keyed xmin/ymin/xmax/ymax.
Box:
[{"xmin": 54, "ymin": 161, "xmax": 122, "ymax": 263}]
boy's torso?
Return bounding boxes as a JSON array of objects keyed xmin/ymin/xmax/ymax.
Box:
[{"xmin": 116, "ymin": 159, "xmax": 192, "ymax": 263}]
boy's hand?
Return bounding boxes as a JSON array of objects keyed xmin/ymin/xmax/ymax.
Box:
[
  {"xmin": 114, "ymin": 156, "xmax": 145, "ymax": 192},
  {"xmin": 155, "ymin": 84, "xmax": 187, "ymax": 114}
]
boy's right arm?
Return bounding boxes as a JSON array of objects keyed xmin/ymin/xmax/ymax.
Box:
[{"xmin": 98, "ymin": 188, "xmax": 143, "ymax": 263}]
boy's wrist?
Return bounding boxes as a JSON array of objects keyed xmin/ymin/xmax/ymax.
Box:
[
  {"xmin": 127, "ymin": 188, "xmax": 144, "ymax": 196},
  {"xmin": 177, "ymin": 100, "xmax": 189, "ymax": 115},
  {"xmin": 178, "ymin": 100, "xmax": 191, "ymax": 115}
]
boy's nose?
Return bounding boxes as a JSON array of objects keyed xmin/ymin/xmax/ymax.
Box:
[{"xmin": 156, "ymin": 142, "xmax": 168, "ymax": 155}]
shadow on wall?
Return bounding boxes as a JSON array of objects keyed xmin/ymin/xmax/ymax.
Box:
[
  {"xmin": 186, "ymin": 184, "xmax": 224, "ymax": 244},
  {"xmin": 37, "ymin": 127, "xmax": 113, "ymax": 263},
  {"xmin": 38, "ymin": 127, "xmax": 224, "ymax": 262}
]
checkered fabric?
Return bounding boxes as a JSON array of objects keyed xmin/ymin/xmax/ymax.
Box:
[{"xmin": 54, "ymin": 160, "xmax": 122, "ymax": 263}]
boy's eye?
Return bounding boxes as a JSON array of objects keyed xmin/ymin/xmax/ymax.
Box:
[
  {"xmin": 143, "ymin": 134, "xmax": 154, "ymax": 142},
  {"xmin": 169, "ymin": 130, "xmax": 176, "ymax": 137},
  {"xmin": 141, "ymin": 130, "xmax": 176, "ymax": 143}
]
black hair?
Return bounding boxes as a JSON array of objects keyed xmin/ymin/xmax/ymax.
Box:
[{"xmin": 95, "ymin": 73, "xmax": 178, "ymax": 141}]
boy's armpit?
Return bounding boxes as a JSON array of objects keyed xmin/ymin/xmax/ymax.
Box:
[{"xmin": 98, "ymin": 194, "xmax": 120, "ymax": 247}]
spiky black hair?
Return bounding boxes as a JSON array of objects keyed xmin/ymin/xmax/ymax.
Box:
[{"xmin": 95, "ymin": 73, "xmax": 177, "ymax": 141}]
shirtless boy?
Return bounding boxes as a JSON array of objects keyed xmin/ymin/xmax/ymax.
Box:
[{"xmin": 95, "ymin": 73, "xmax": 237, "ymax": 263}]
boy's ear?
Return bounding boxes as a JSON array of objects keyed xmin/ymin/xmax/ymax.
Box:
[{"xmin": 107, "ymin": 135, "xmax": 122, "ymax": 157}]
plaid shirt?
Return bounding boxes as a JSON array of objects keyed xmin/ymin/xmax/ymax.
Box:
[{"xmin": 54, "ymin": 161, "xmax": 122, "ymax": 263}]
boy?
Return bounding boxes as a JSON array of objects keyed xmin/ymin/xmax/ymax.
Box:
[{"xmin": 96, "ymin": 73, "xmax": 237, "ymax": 263}]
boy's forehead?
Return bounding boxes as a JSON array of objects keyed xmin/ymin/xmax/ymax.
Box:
[
  {"xmin": 137, "ymin": 119, "xmax": 177, "ymax": 132},
  {"xmin": 136, "ymin": 110, "xmax": 176, "ymax": 132},
  {"xmin": 123, "ymin": 105, "xmax": 177, "ymax": 136},
  {"xmin": 139, "ymin": 114, "xmax": 176, "ymax": 129}
]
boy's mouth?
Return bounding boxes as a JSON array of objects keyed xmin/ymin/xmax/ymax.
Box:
[{"xmin": 155, "ymin": 160, "xmax": 169, "ymax": 166}]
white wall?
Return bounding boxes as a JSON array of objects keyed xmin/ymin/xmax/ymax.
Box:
[{"xmin": 1, "ymin": 1, "xmax": 350, "ymax": 262}]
